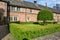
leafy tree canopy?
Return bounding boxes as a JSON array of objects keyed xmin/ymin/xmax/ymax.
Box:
[{"xmin": 37, "ymin": 10, "xmax": 53, "ymax": 21}]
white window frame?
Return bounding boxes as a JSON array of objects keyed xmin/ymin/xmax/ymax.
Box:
[
  {"xmin": 30, "ymin": 9, "xmax": 32, "ymax": 13},
  {"xmin": 14, "ymin": 16, "xmax": 17, "ymax": 21},
  {"xmin": 27, "ymin": 17, "xmax": 30, "ymax": 22},
  {"xmin": 10, "ymin": 16, "xmax": 13, "ymax": 21},
  {"xmin": 17, "ymin": 7, "xmax": 20, "ymax": 11},
  {"xmin": 11, "ymin": 6, "xmax": 20, "ymax": 12}
]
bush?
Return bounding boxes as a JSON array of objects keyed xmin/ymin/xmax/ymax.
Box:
[
  {"xmin": 10, "ymin": 23, "xmax": 60, "ymax": 40},
  {"xmin": 45, "ymin": 21, "xmax": 57, "ymax": 24},
  {"xmin": 33, "ymin": 22, "xmax": 39, "ymax": 24},
  {"xmin": 53, "ymin": 22, "xmax": 57, "ymax": 24},
  {"xmin": 10, "ymin": 21, "xmax": 20, "ymax": 24},
  {"xmin": 10, "ymin": 21, "xmax": 33, "ymax": 24},
  {"xmin": 10, "ymin": 21, "xmax": 57, "ymax": 25},
  {"xmin": 20, "ymin": 22, "xmax": 33, "ymax": 24}
]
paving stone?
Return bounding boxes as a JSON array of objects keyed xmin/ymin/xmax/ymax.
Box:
[
  {"xmin": 1, "ymin": 33, "xmax": 14, "ymax": 40},
  {"xmin": 1, "ymin": 32, "xmax": 60, "ymax": 40},
  {"xmin": 33, "ymin": 32, "xmax": 60, "ymax": 40}
]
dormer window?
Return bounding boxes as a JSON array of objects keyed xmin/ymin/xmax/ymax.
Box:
[
  {"xmin": 17, "ymin": 7, "xmax": 20, "ymax": 11},
  {"xmin": 12, "ymin": 6, "xmax": 15, "ymax": 11},
  {"xmin": 30, "ymin": 9, "xmax": 32, "ymax": 13},
  {"xmin": 15, "ymin": 7, "xmax": 17, "ymax": 11},
  {"xmin": 11, "ymin": 6, "xmax": 20, "ymax": 12}
]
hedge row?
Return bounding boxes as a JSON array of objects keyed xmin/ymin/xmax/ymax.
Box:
[
  {"xmin": 10, "ymin": 23, "xmax": 60, "ymax": 40},
  {"xmin": 10, "ymin": 21, "xmax": 57, "ymax": 24}
]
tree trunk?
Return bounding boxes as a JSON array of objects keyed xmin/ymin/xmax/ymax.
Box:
[{"xmin": 43, "ymin": 20, "xmax": 45, "ymax": 25}]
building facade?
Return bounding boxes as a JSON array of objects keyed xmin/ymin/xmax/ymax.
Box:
[
  {"xmin": 53, "ymin": 4, "xmax": 60, "ymax": 10},
  {"xmin": 0, "ymin": 0, "xmax": 60, "ymax": 22}
]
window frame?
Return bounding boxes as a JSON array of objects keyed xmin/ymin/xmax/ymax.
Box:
[
  {"xmin": 11, "ymin": 6, "xmax": 20, "ymax": 12},
  {"xmin": 10, "ymin": 16, "xmax": 13, "ymax": 21},
  {"xmin": 14, "ymin": 16, "xmax": 17, "ymax": 21},
  {"xmin": 30, "ymin": 9, "xmax": 32, "ymax": 13}
]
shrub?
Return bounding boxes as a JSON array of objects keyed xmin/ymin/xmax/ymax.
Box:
[
  {"xmin": 10, "ymin": 21, "xmax": 20, "ymax": 24},
  {"xmin": 20, "ymin": 22, "xmax": 33, "ymax": 24},
  {"xmin": 33, "ymin": 22, "xmax": 39, "ymax": 24},
  {"xmin": 10, "ymin": 22, "xmax": 33, "ymax": 24},
  {"xmin": 53, "ymin": 22, "xmax": 57, "ymax": 24},
  {"xmin": 10, "ymin": 23, "xmax": 60, "ymax": 40}
]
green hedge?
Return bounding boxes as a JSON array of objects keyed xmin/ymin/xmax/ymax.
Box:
[
  {"xmin": 10, "ymin": 21, "xmax": 33, "ymax": 24},
  {"xmin": 10, "ymin": 23, "xmax": 60, "ymax": 40},
  {"xmin": 10, "ymin": 21, "xmax": 57, "ymax": 25}
]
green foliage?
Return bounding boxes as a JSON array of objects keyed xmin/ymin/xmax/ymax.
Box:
[
  {"xmin": 10, "ymin": 23, "xmax": 60, "ymax": 40},
  {"xmin": 37, "ymin": 10, "xmax": 53, "ymax": 20},
  {"xmin": 10, "ymin": 22, "xmax": 33, "ymax": 24}
]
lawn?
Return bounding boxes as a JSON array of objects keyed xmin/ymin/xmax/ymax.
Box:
[{"xmin": 10, "ymin": 23, "xmax": 60, "ymax": 40}]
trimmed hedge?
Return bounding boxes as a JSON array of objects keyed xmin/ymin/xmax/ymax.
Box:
[
  {"xmin": 10, "ymin": 23, "xmax": 60, "ymax": 40},
  {"xmin": 10, "ymin": 21, "xmax": 57, "ymax": 25},
  {"xmin": 10, "ymin": 21, "xmax": 33, "ymax": 24}
]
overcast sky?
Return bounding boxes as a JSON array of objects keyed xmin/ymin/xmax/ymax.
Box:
[{"xmin": 25, "ymin": 0, "xmax": 60, "ymax": 8}]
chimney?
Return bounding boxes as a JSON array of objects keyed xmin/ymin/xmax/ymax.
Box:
[
  {"xmin": 34, "ymin": 0, "xmax": 37, "ymax": 4},
  {"xmin": 45, "ymin": 2, "xmax": 47, "ymax": 7}
]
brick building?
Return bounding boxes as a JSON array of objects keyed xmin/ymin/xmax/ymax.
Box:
[{"xmin": 0, "ymin": 0, "xmax": 60, "ymax": 22}]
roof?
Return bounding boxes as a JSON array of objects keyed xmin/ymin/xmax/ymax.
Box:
[{"xmin": 2, "ymin": 0, "xmax": 60, "ymax": 13}]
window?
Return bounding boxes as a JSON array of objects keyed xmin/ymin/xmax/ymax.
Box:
[
  {"xmin": 27, "ymin": 17, "xmax": 30, "ymax": 21},
  {"xmin": 14, "ymin": 16, "xmax": 17, "ymax": 21},
  {"xmin": 12, "ymin": 6, "xmax": 15, "ymax": 11},
  {"xmin": 17, "ymin": 7, "xmax": 20, "ymax": 11},
  {"xmin": 10, "ymin": 17, "xmax": 13, "ymax": 21},
  {"xmin": 11, "ymin": 6, "xmax": 20, "ymax": 11},
  {"xmin": 30, "ymin": 9, "xmax": 32, "ymax": 13},
  {"xmin": 57, "ymin": 16, "xmax": 59, "ymax": 22},
  {"xmin": 15, "ymin": 7, "xmax": 17, "ymax": 11},
  {"xmin": 10, "ymin": 16, "xmax": 17, "ymax": 21}
]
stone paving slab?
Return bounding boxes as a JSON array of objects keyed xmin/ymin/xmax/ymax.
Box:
[
  {"xmin": 33, "ymin": 32, "xmax": 60, "ymax": 40},
  {"xmin": 1, "ymin": 32, "xmax": 60, "ymax": 40},
  {"xmin": 0, "ymin": 25, "xmax": 9, "ymax": 39},
  {"xmin": 1, "ymin": 33, "xmax": 14, "ymax": 40}
]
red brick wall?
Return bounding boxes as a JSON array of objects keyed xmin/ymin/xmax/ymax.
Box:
[
  {"xmin": 10, "ymin": 8, "xmax": 39, "ymax": 22},
  {"xmin": 0, "ymin": 2, "xmax": 7, "ymax": 17}
]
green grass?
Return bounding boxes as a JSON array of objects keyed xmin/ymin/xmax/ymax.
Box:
[{"xmin": 10, "ymin": 23, "xmax": 60, "ymax": 40}]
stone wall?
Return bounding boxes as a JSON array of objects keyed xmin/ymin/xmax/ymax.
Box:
[{"xmin": 0, "ymin": 25, "xmax": 9, "ymax": 40}]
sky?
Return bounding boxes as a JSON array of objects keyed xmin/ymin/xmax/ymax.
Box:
[{"xmin": 25, "ymin": 0, "xmax": 60, "ymax": 8}]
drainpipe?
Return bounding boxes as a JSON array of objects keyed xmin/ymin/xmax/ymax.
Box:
[
  {"xmin": 7, "ymin": 1, "xmax": 10, "ymax": 32},
  {"xmin": 25, "ymin": 8, "xmax": 27, "ymax": 22}
]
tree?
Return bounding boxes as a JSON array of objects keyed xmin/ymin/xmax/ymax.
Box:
[{"xmin": 37, "ymin": 10, "xmax": 53, "ymax": 25}]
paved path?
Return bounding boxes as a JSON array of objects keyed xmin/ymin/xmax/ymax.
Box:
[
  {"xmin": 33, "ymin": 32, "xmax": 60, "ymax": 40},
  {"xmin": 0, "ymin": 25, "xmax": 9, "ymax": 40},
  {"xmin": 1, "ymin": 32, "xmax": 60, "ymax": 40},
  {"xmin": 1, "ymin": 33, "xmax": 14, "ymax": 40}
]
